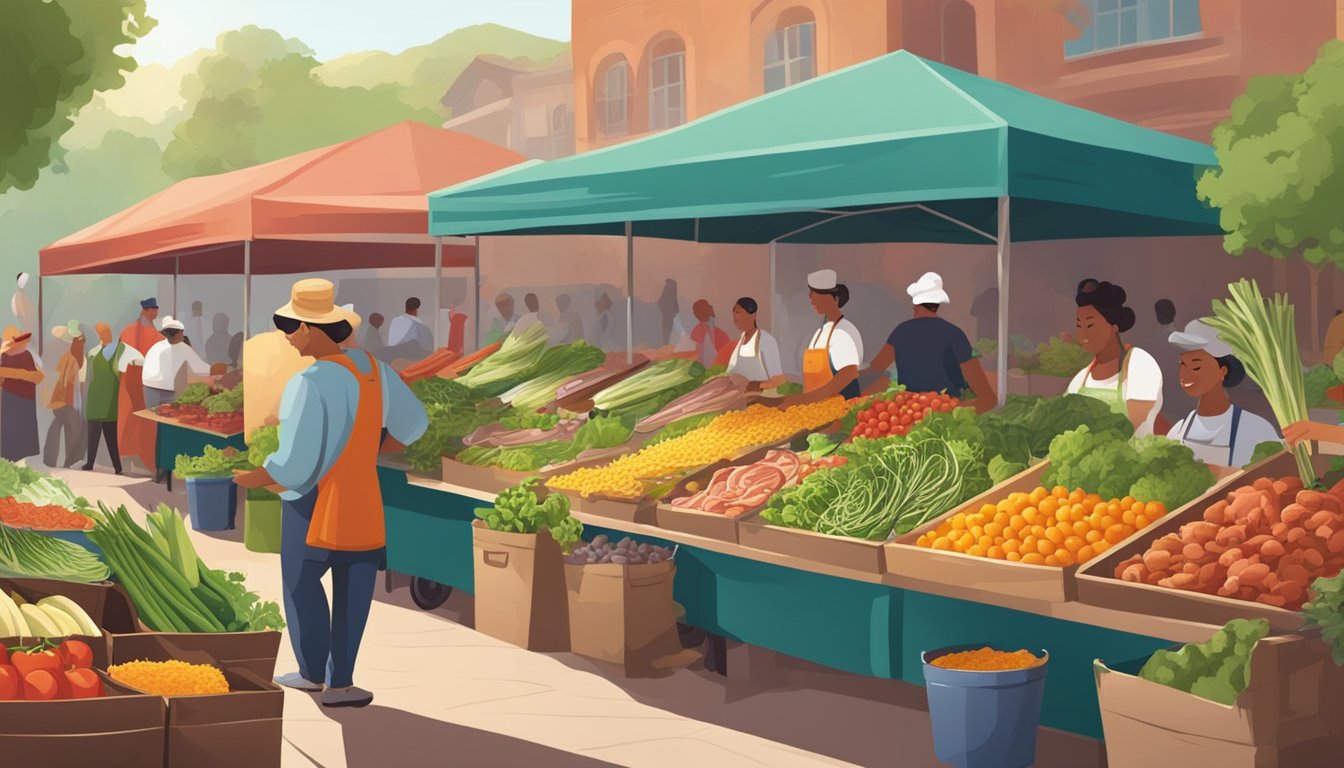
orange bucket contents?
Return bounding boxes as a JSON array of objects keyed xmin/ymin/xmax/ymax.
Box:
[{"xmin": 930, "ymin": 647, "xmax": 1043, "ymax": 671}]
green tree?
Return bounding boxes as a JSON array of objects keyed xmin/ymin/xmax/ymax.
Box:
[
  {"xmin": 1197, "ymin": 40, "xmax": 1344, "ymax": 352},
  {"xmin": 162, "ymin": 26, "xmax": 440, "ymax": 180},
  {"xmin": 1, "ymin": 0, "xmax": 155, "ymax": 192}
]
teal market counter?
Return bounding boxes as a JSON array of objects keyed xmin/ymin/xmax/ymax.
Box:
[
  {"xmin": 380, "ymin": 466, "xmax": 1211, "ymax": 741},
  {"xmin": 143, "ymin": 412, "xmax": 246, "ymax": 491}
]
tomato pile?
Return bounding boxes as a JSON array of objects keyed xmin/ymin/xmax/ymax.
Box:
[
  {"xmin": 849, "ymin": 391, "xmax": 959, "ymax": 440},
  {"xmin": 0, "ymin": 498, "xmax": 94, "ymax": 531},
  {"xmin": 0, "ymin": 640, "xmax": 103, "ymax": 701},
  {"xmin": 156, "ymin": 404, "xmax": 243, "ymax": 435}
]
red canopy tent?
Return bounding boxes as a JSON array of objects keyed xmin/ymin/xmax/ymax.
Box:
[{"xmin": 39, "ymin": 121, "xmax": 527, "ymax": 342}]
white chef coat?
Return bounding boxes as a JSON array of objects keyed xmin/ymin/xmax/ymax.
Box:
[
  {"xmin": 1167, "ymin": 406, "xmax": 1282, "ymax": 468},
  {"xmin": 142, "ymin": 339, "xmax": 209, "ymax": 392}
]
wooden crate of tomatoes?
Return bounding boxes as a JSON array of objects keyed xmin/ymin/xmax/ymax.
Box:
[{"xmin": 847, "ymin": 390, "xmax": 960, "ymax": 441}]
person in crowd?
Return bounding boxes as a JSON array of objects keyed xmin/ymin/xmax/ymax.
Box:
[
  {"xmin": 44, "ymin": 322, "xmax": 87, "ymax": 469},
  {"xmin": 725, "ymin": 297, "xmax": 784, "ymax": 389},
  {"xmin": 1155, "ymin": 299, "xmax": 1177, "ymax": 334},
  {"xmin": 445, "ymin": 304, "xmax": 468, "ymax": 355},
  {"xmin": 142, "ymin": 315, "xmax": 213, "ymax": 408},
  {"xmin": 186, "ymin": 301, "xmax": 207, "ymax": 350},
  {"xmin": 0, "ymin": 327, "xmax": 43, "ymax": 460},
  {"xmin": 11, "ymin": 273, "xmax": 34, "ymax": 332},
  {"xmin": 228, "ymin": 331, "xmax": 243, "ymax": 367},
  {"xmin": 233, "ymin": 279, "xmax": 427, "ymax": 708},
  {"xmin": 486, "ymin": 294, "xmax": 517, "ymax": 345},
  {"xmin": 1066, "ymin": 279, "xmax": 1163, "ymax": 437},
  {"xmin": 1165, "ymin": 320, "xmax": 1280, "ymax": 467},
  {"xmin": 513, "ymin": 293, "xmax": 542, "ymax": 338},
  {"xmin": 658, "ymin": 279, "xmax": 680, "ymax": 346},
  {"xmin": 866, "ymin": 272, "xmax": 996, "ymax": 412},
  {"xmin": 84, "ymin": 322, "xmax": 134, "ymax": 474},
  {"xmin": 785, "ymin": 270, "xmax": 863, "ymax": 403},
  {"xmin": 118, "ymin": 297, "xmax": 163, "ymax": 473},
  {"xmin": 690, "ymin": 299, "xmax": 732, "ymax": 368},
  {"xmin": 362, "ymin": 312, "xmax": 387, "ymax": 357},
  {"xmin": 205, "ymin": 313, "xmax": 233, "ymax": 364},
  {"xmin": 554, "ymin": 294, "xmax": 585, "ymax": 345},
  {"xmin": 593, "ymin": 292, "xmax": 614, "ymax": 348},
  {"xmin": 386, "ymin": 297, "xmax": 433, "ymax": 360}
]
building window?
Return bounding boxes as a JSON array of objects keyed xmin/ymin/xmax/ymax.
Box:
[
  {"xmin": 1065, "ymin": 0, "xmax": 1201, "ymax": 58},
  {"xmin": 552, "ymin": 105, "xmax": 572, "ymax": 156},
  {"xmin": 595, "ymin": 58, "xmax": 629, "ymax": 137},
  {"xmin": 764, "ymin": 15, "xmax": 816, "ymax": 93},
  {"xmin": 649, "ymin": 38, "xmax": 686, "ymax": 130}
]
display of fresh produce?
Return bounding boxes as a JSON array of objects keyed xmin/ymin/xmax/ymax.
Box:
[
  {"xmin": 1043, "ymin": 426, "xmax": 1215, "ymax": 510},
  {"xmin": 760, "ymin": 434, "xmax": 989, "ymax": 540},
  {"xmin": 458, "ymin": 323, "xmax": 551, "ymax": 394},
  {"xmin": 109, "ymin": 659, "xmax": 229, "ymax": 696},
  {"xmin": 457, "ymin": 415, "xmax": 633, "ymax": 472},
  {"xmin": 1247, "ymin": 441, "xmax": 1284, "ymax": 469},
  {"xmin": 1024, "ymin": 338, "xmax": 1092, "ymax": 378},
  {"xmin": 201, "ymin": 383, "xmax": 243, "ymax": 414},
  {"xmin": 496, "ymin": 341, "xmax": 607, "ymax": 409},
  {"xmin": 635, "ymin": 376, "xmax": 751, "ymax": 433},
  {"xmin": 475, "ymin": 479, "xmax": 583, "ymax": 553},
  {"xmin": 548, "ymin": 398, "xmax": 851, "ymax": 499},
  {"xmin": 448, "ymin": 341, "xmax": 503, "ymax": 375},
  {"xmin": 175, "ymin": 383, "xmax": 213, "ymax": 405},
  {"xmin": 174, "ymin": 445, "xmax": 250, "ymax": 479},
  {"xmin": 464, "ymin": 416, "xmax": 581, "ymax": 449},
  {"xmin": 1113, "ymin": 476, "xmax": 1344, "ymax": 610},
  {"xmin": 976, "ymin": 394, "xmax": 1134, "ymax": 466},
  {"xmin": 2, "ymin": 640, "xmax": 104, "ymax": 701},
  {"xmin": 0, "ymin": 590, "xmax": 101, "ymax": 638},
  {"xmin": 0, "ymin": 498, "xmax": 92, "ymax": 531},
  {"xmin": 644, "ymin": 412, "xmax": 717, "ymax": 447},
  {"xmin": 0, "ymin": 523, "xmax": 109, "ymax": 582},
  {"xmin": 916, "ymin": 486, "xmax": 1167, "ymax": 566},
  {"xmin": 1303, "ymin": 570, "xmax": 1344, "ymax": 665},
  {"xmin": 591, "ymin": 359, "xmax": 706, "ymax": 420},
  {"xmin": 565, "ymin": 534, "xmax": 673, "ymax": 565},
  {"xmin": 1138, "ymin": 619, "xmax": 1269, "ymax": 705},
  {"xmin": 930, "ymin": 648, "xmax": 1043, "ymax": 671},
  {"xmin": 86, "ymin": 503, "xmax": 284, "ymax": 632},
  {"xmin": 846, "ymin": 390, "xmax": 958, "ymax": 441},
  {"xmin": 404, "ymin": 378, "xmax": 508, "ymax": 471},
  {"xmin": 554, "ymin": 356, "xmax": 648, "ymax": 402},
  {"xmin": 400, "ymin": 347, "xmax": 461, "ymax": 384},
  {"xmin": 1205, "ymin": 279, "xmax": 1314, "ymax": 485},
  {"xmin": 0, "ymin": 460, "xmax": 83, "ymax": 510},
  {"xmin": 670, "ymin": 450, "xmax": 847, "ymax": 517}
]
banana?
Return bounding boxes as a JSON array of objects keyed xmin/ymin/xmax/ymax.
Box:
[
  {"xmin": 10, "ymin": 590, "xmax": 27, "ymax": 606},
  {"xmin": 40, "ymin": 604, "xmax": 82, "ymax": 637},
  {"xmin": 20, "ymin": 603, "xmax": 61, "ymax": 637},
  {"xmin": 0, "ymin": 591, "xmax": 21, "ymax": 636},
  {"xmin": 37, "ymin": 596, "xmax": 100, "ymax": 636}
]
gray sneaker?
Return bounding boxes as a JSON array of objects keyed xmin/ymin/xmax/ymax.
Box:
[
  {"xmin": 322, "ymin": 686, "xmax": 374, "ymax": 708},
  {"xmin": 274, "ymin": 672, "xmax": 323, "ymax": 692}
]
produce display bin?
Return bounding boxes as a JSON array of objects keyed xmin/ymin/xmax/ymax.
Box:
[
  {"xmin": 0, "ymin": 577, "xmax": 140, "ymax": 635},
  {"xmin": 922, "ymin": 645, "xmax": 1049, "ymax": 768},
  {"xmin": 440, "ymin": 456, "xmax": 536, "ymax": 495},
  {"xmin": 110, "ymin": 630, "xmax": 284, "ymax": 682},
  {"xmin": 184, "ymin": 476, "xmax": 238, "ymax": 531},
  {"xmin": 566, "ymin": 492, "xmax": 657, "ymax": 525},
  {"xmin": 0, "ymin": 671, "xmax": 166, "ymax": 767},
  {"xmin": 1095, "ymin": 633, "xmax": 1344, "ymax": 768},
  {"xmin": 736, "ymin": 514, "xmax": 887, "ymax": 574},
  {"xmin": 25, "ymin": 526, "xmax": 102, "ymax": 557},
  {"xmin": 654, "ymin": 443, "xmax": 796, "ymax": 544},
  {"xmin": 1075, "ymin": 452, "xmax": 1325, "ymax": 632}
]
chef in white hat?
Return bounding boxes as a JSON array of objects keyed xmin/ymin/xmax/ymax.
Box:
[
  {"xmin": 865, "ymin": 272, "xmax": 996, "ymax": 412},
  {"xmin": 1166, "ymin": 319, "xmax": 1280, "ymax": 468},
  {"xmin": 141, "ymin": 314, "xmax": 214, "ymax": 410},
  {"xmin": 786, "ymin": 269, "xmax": 864, "ymax": 403}
]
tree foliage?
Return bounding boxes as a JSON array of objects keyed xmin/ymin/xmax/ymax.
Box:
[
  {"xmin": 161, "ymin": 26, "xmax": 440, "ymax": 180},
  {"xmin": 1, "ymin": 0, "xmax": 156, "ymax": 192}
]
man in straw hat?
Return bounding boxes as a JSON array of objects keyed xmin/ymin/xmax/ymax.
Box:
[
  {"xmin": 233, "ymin": 279, "xmax": 427, "ymax": 708},
  {"xmin": 44, "ymin": 322, "xmax": 87, "ymax": 468},
  {"xmin": 0, "ymin": 326, "xmax": 44, "ymax": 460}
]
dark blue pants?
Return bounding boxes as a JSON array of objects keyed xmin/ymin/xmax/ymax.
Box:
[{"xmin": 281, "ymin": 492, "xmax": 381, "ymax": 689}]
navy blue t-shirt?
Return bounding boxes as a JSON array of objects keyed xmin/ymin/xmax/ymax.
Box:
[{"xmin": 885, "ymin": 316, "xmax": 973, "ymax": 395}]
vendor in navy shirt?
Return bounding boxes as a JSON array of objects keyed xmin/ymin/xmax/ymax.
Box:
[{"xmin": 865, "ymin": 272, "xmax": 997, "ymax": 413}]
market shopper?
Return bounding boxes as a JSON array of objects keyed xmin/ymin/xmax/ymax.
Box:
[
  {"xmin": 44, "ymin": 322, "xmax": 87, "ymax": 469},
  {"xmin": 725, "ymin": 297, "xmax": 784, "ymax": 389},
  {"xmin": 786, "ymin": 270, "xmax": 863, "ymax": 403},
  {"xmin": 486, "ymin": 293, "xmax": 518, "ymax": 344},
  {"xmin": 84, "ymin": 322, "xmax": 133, "ymax": 474},
  {"xmin": 186, "ymin": 301, "xmax": 207, "ymax": 351},
  {"xmin": 1066, "ymin": 279, "xmax": 1163, "ymax": 437},
  {"xmin": 514, "ymin": 293, "xmax": 543, "ymax": 338},
  {"xmin": 233, "ymin": 279, "xmax": 427, "ymax": 708},
  {"xmin": 386, "ymin": 297, "xmax": 433, "ymax": 360},
  {"xmin": 554, "ymin": 294, "xmax": 585, "ymax": 345},
  {"xmin": 142, "ymin": 316, "xmax": 213, "ymax": 408},
  {"xmin": 0, "ymin": 327, "xmax": 43, "ymax": 461},
  {"xmin": 117, "ymin": 298, "xmax": 163, "ymax": 474},
  {"xmin": 690, "ymin": 299, "xmax": 732, "ymax": 368},
  {"xmin": 1165, "ymin": 320, "xmax": 1281, "ymax": 467},
  {"xmin": 865, "ymin": 272, "xmax": 996, "ymax": 412}
]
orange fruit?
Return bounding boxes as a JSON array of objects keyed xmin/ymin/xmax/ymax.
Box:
[
  {"xmin": 951, "ymin": 516, "xmax": 967, "ymax": 531},
  {"xmin": 1006, "ymin": 551, "xmax": 1021, "ymax": 562},
  {"xmin": 1051, "ymin": 486, "xmax": 1069, "ymax": 498},
  {"xmin": 1122, "ymin": 509, "xmax": 1137, "ymax": 526},
  {"xmin": 1022, "ymin": 552, "xmax": 1046, "ymax": 565},
  {"xmin": 1104, "ymin": 525, "xmax": 1127, "ymax": 544},
  {"xmin": 1045, "ymin": 554, "xmax": 1061, "ymax": 566},
  {"xmin": 1077, "ymin": 544, "xmax": 1096, "ymax": 563},
  {"xmin": 1063, "ymin": 535, "xmax": 1085, "ymax": 553},
  {"xmin": 1121, "ymin": 496, "xmax": 1136, "ymax": 508},
  {"xmin": 1055, "ymin": 549, "xmax": 1076, "ymax": 566},
  {"xmin": 1009, "ymin": 514, "xmax": 1027, "ymax": 532},
  {"xmin": 1085, "ymin": 529, "xmax": 1104, "ymax": 544},
  {"xmin": 1022, "ymin": 508, "xmax": 1039, "ymax": 526},
  {"xmin": 1002, "ymin": 540, "xmax": 1020, "ymax": 555},
  {"xmin": 1039, "ymin": 497, "xmax": 1058, "ymax": 517},
  {"xmin": 1036, "ymin": 538, "xmax": 1054, "ymax": 556},
  {"xmin": 932, "ymin": 538, "xmax": 953, "ymax": 551},
  {"xmin": 993, "ymin": 511, "xmax": 1010, "ymax": 526},
  {"xmin": 1093, "ymin": 540, "xmax": 1112, "ymax": 555},
  {"xmin": 987, "ymin": 545, "xmax": 1004, "ymax": 560},
  {"xmin": 1135, "ymin": 514, "xmax": 1151, "ymax": 529},
  {"xmin": 1072, "ymin": 521, "xmax": 1091, "ymax": 538},
  {"xmin": 968, "ymin": 545, "xmax": 986, "ymax": 558},
  {"xmin": 1045, "ymin": 528, "xmax": 1065, "ymax": 546}
]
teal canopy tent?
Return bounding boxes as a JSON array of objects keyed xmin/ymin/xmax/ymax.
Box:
[{"xmin": 428, "ymin": 51, "xmax": 1221, "ymax": 396}]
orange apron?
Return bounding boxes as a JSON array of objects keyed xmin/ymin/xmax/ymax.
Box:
[
  {"xmin": 803, "ymin": 320, "xmax": 841, "ymax": 393},
  {"xmin": 117, "ymin": 322, "xmax": 162, "ymax": 468},
  {"xmin": 307, "ymin": 352, "xmax": 385, "ymax": 551}
]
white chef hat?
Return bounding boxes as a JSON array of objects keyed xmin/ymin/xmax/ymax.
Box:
[
  {"xmin": 908, "ymin": 272, "xmax": 950, "ymax": 305},
  {"xmin": 1169, "ymin": 319, "xmax": 1232, "ymax": 357},
  {"xmin": 159, "ymin": 315, "xmax": 185, "ymax": 332},
  {"xmin": 808, "ymin": 269, "xmax": 838, "ymax": 291}
]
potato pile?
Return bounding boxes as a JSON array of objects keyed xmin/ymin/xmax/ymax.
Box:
[
  {"xmin": 565, "ymin": 535, "xmax": 674, "ymax": 566},
  {"xmin": 1114, "ymin": 476, "xmax": 1344, "ymax": 609}
]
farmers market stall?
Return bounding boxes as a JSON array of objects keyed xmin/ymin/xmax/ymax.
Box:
[{"xmin": 138, "ymin": 410, "xmax": 246, "ymax": 493}]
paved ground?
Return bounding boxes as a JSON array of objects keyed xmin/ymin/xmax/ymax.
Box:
[{"xmin": 50, "ymin": 463, "xmax": 1098, "ymax": 768}]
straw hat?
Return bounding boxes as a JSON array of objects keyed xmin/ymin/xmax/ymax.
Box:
[
  {"xmin": 52, "ymin": 320, "xmax": 82, "ymax": 342},
  {"xmin": 276, "ymin": 279, "xmax": 355, "ymax": 325},
  {"xmin": 1, "ymin": 325, "xmax": 32, "ymax": 353},
  {"xmin": 339, "ymin": 303, "xmax": 362, "ymax": 329}
]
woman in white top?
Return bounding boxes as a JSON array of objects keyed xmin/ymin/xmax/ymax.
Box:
[
  {"xmin": 786, "ymin": 269, "xmax": 863, "ymax": 404},
  {"xmin": 1065, "ymin": 279, "xmax": 1163, "ymax": 437},
  {"xmin": 1165, "ymin": 320, "xmax": 1281, "ymax": 468},
  {"xmin": 725, "ymin": 297, "xmax": 785, "ymax": 390},
  {"xmin": 142, "ymin": 316, "xmax": 211, "ymax": 407}
]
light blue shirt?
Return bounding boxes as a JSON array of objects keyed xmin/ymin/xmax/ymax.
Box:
[{"xmin": 264, "ymin": 351, "xmax": 428, "ymax": 501}]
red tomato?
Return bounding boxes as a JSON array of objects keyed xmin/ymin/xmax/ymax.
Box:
[
  {"xmin": 22, "ymin": 670, "xmax": 59, "ymax": 701},
  {"xmin": 0, "ymin": 665, "xmax": 18, "ymax": 701},
  {"xmin": 64, "ymin": 668, "xmax": 102, "ymax": 699},
  {"xmin": 865, "ymin": 428, "xmax": 877, "ymax": 438},
  {"xmin": 59, "ymin": 640, "xmax": 94, "ymax": 670},
  {"xmin": 900, "ymin": 414, "xmax": 913, "ymax": 426},
  {"xmin": 10, "ymin": 649, "xmax": 61, "ymax": 680}
]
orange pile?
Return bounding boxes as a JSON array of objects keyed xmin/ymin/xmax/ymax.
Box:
[
  {"xmin": 914, "ymin": 486, "xmax": 1167, "ymax": 567},
  {"xmin": 930, "ymin": 647, "xmax": 1043, "ymax": 671}
]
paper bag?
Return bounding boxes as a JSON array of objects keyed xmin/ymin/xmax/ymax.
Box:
[
  {"xmin": 564, "ymin": 561, "xmax": 695, "ymax": 677},
  {"xmin": 471, "ymin": 521, "xmax": 569, "ymax": 651}
]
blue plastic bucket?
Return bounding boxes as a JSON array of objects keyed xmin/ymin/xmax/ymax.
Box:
[
  {"xmin": 922, "ymin": 645, "xmax": 1049, "ymax": 768},
  {"xmin": 185, "ymin": 476, "xmax": 238, "ymax": 531}
]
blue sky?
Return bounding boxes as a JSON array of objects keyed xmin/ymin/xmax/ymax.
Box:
[{"xmin": 135, "ymin": 0, "xmax": 572, "ymax": 65}]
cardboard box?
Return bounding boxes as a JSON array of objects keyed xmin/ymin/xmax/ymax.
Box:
[
  {"xmin": 0, "ymin": 670, "xmax": 166, "ymax": 767},
  {"xmin": 564, "ymin": 560, "xmax": 696, "ymax": 677},
  {"xmin": 111, "ymin": 630, "xmax": 283, "ymax": 682},
  {"xmin": 472, "ymin": 521, "xmax": 569, "ymax": 651},
  {"xmin": 1095, "ymin": 634, "xmax": 1344, "ymax": 768},
  {"xmin": 1076, "ymin": 452, "xmax": 1324, "ymax": 631}
]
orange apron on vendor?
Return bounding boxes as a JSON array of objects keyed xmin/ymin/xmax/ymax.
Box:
[
  {"xmin": 805, "ymin": 320, "xmax": 862, "ymax": 399},
  {"xmin": 307, "ymin": 353, "xmax": 385, "ymax": 551}
]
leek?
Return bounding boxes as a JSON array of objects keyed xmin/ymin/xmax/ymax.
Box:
[
  {"xmin": 459, "ymin": 323, "xmax": 551, "ymax": 391},
  {"xmin": 1205, "ymin": 279, "xmax": 1316, "ymax": 486},
  {"xmin": 592, "ymin": 359, "xmax": 704, "ymax": 413}
]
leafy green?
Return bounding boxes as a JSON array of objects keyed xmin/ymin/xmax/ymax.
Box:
[
  {"xmin": 176, "ymin": 382, "xmax": 214, "ymax": 405},
  {"xmin": 459, "ymin": 322, "xmax": 551, "ymax": 394},
  {"xmin": 498, "ymin": 341, "xmax": 607, "ymax": 409},
  {"xmin": 1025, "ymin": 338, "xmax": 1092, "ymax": 378},
  {"xmin": 456, "ymin": 415, "xmax": 632, "ymax": 472},
  {"xmin": 988, "ymin": 455, "xmax": 1027, "ymax": 485},
  {"xmin": 475, "ymin": 479, "xmax": 583, "ymax": 553},
  {"xmin": 1043, "ymin": 426, "xmax": 1215, "ymax": 509},
  {"xmin": 246, "ymin": 425, "xmax": 280, "ymax": 469},
  {"xmin": 1304, "ymin": 364, "xmax": 1340, "ymax": 408},
  {"xmin": 498, "ymin": 411, "xmax": 562, "ymax": 432},
  {"xmin": 1303, "ymin": 571, "xmax": 1344, "ymax": 666},
  {"xmin": 1138, "ymin": 619, "xmax": 1269, "ymax": 704},
  {"xmin": 593, "ymin": 359, "xmax": 705, "ymax": 418},
  {"xmin": 0, "ymin": 459, "xmax": 44, "ymax": 499},
  {"xmin": 571, "ymin": 415, "xmax": 633, "ymax": 453},
  {"xmin": 201, "ymin": 383, "xmax": 243, "ymax": 413},
  {"xmin": 773, "ymin": 382, "xmax": 803, "ymax": 396},
  {"xmin": 645, "ymin": 413, "xmax": 717, "ymax": 446},
  {"xmin": 0, "ymin": 522, "xmax": 110, "ymax": 582},
  {"xmin": 1247, "ymin": 441, "xmax": 1286, "ymax": 468},
  {"xmin": 175, "ymin": 445, "xmax": 250, "ymax": 479},
  {"xmin": 405, "ymin": 378, "xmax": 507, "ymax": 472},
  {"xmin": 13, "ymin": 475, "xmax": 79, "ymax": 508},
  {"xmin": 807, "ymin": 432, "xmax": 840, "ymax": 459}
]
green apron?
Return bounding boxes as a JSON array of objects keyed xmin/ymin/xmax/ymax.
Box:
[
  {"xmin": 1077, "ymin": 347, "xmax": 1131, "ymax": 417},
  {"xmin": 85, "ymin": 343, "xmax": 123, "ymax": 423}
]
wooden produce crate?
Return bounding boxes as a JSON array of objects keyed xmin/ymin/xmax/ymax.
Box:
[
  {"xmin": 567, "ymin": 493, "xmax": 656, "ymax": 525},
  {"xmin": 440, "ymin": 457, "xmax": 536, "ymax": 496},
  {"xmin": 655, "ymin": 444, "xmax": 799, "ymax": 544},
  {"xmin": 1075, "ymin": 451, "xmax": 1329, "ymax": 631},
  {"xmin": 737, "ymin": 516, "xmax": 887, "ymax": 574}
]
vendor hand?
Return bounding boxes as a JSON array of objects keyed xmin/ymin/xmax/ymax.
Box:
[
  {"xmin": 232, "ymin": 468, "xmax": 270, "ymax": 489},
  {"xmin": 209, "ymin": 363, "xmax": 229, "ymax": 376},
  {"xmin": 1283, "ymin": 420, "xmax": 1344, "ymax": 447}
]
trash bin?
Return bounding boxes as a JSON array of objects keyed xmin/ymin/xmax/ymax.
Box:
[
  {"xmin": 244, "ymin": 491, "xmax": 282, "ymax": 553},
  {"xmin": 921, "ymin": 645, "xmax": 1049, "ymax": 768},
  {"xmin": 185, "ymin": 477, "xmax": 237, "ymax": 531}
]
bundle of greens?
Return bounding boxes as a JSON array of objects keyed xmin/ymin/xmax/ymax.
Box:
[
  {"xmin": 13, "ymin": 475, "xmax": 80, "ymax": 509},
  {"xmin": 176, "ymin": 382, "xmax": 214, "ymax": 405},
  {"xmin": 1043, "ymin": 426, "xmax": 1215, "ymax": 510},
  {"xmin": 592, "ymin": 359, "xmax": 705, "ymax": 420},
  {"xmin": 1138, "ymin": 619, "xmax": 1269, "ymax": 704},
  {"xmin": 201, "ymin": 383, "xmax": 243, "ymax": 413},
  {"xmin": 1303, "ymin": 571, "xmax": 1344, "ymax": 666},
  {"xmin": 1024, "ymin": 338, "xmax": 1092, "ymax": 378},
  {"xmin": 246, "ymin": 425, "xmax": 280, "ymax": 469},
  {"xmin": 1205, "ymin": 279, "xmax": 1314, "ymax": 486},
  {"xmin": 174, "ymin": 445, "xmax": 250, "ymax": 479},
  {"xmin": 456, "ymin": 415, "xmax": 633, "ymax": 472},
  {"xmin": 0, "ymin": 523, "xmax": 109, "ymax": 582},
  {"xmin": 977, "ymin": 393, "xmax": 1134, "ymax": 465},
  {"xmin": 475, "ymin": 479, "xmax": 583, "ymax": 552},
  {"xmin": 404, "ymin": 378, "xmax": 506, "ymax": 472},
  {"xmin": 1304, "ymin": 364, "xmax": 1341, "ymax": 409},
  {"xmin": 459, "ymin": 323, "xmax": 551, "ymax": 395},
  {"xmin": 498, "ymin": 341, "xmax": 607, "ymax": 410},
  {"xmin": 0, "ymin": 459, "xmax": 43, "ymax": 499}
]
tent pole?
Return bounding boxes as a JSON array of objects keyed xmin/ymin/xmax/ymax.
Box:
[
  {"xmin": 173, "ymin": 256, "xmax": 179, "ymax": 318},
  {"xmin": 243, "ymin": 240, "xmax": 252, "ymax": 340},
  {"xmin": 996, "ymin": 197, "xmax": 1010, "ymax": 408},
  {"xmin": 432, "ymin": 236, "xmax": 443, "ymax": 348},
  {"xmin": 473, "ymin": 236, "xmax": 481, "ymax": 351},
  {"xmin": 769, "ymin": 241, "xmax": 778, "ymax": 337},
  {"xmin": 625, "ymin": 222, "xmax": 634, "ymax": 364},
  {"xmin": 36, "ymin": 275, "xmax": 44, "ymax": 356}
]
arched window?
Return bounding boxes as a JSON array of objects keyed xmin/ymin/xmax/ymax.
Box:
[
  {"xmin": 1065, "ymin": 0, "xmax": 1202, "ymax": 58},
  {"xmin": 595, "ymin": 57, "xmax": 629, "ymax": 137},
  {"xmin": 764, "ymin": 8, "xmax": 817, "ymax": 93},
  {"xmin": 648, "ymin": 37, "xmax": 686, "ymax": 130},
  {"xmin": 941, "ymin": 0, "xmax": 978, "ymax": 73}
]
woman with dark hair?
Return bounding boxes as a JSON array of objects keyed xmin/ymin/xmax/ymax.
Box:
[
  {"xmin": 725, "ymin": 297, "xmax": 784, "ymax": 389},
  {"xmin": 1166, "ymin": 320, "xmax": 1280, "ymax": 467},
  {"xmin": 1065, "ymin": 278, "xmax": 1164, "ymax": 436},
  {"xmin": 785, "ymin": 269, "xmax": 863, "ymax": 404}
]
